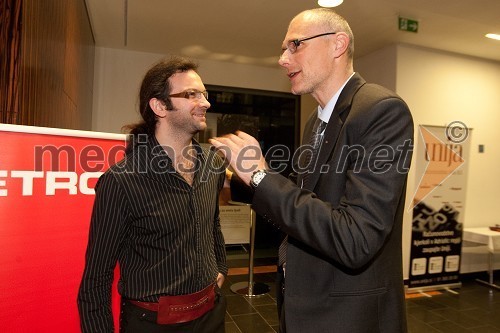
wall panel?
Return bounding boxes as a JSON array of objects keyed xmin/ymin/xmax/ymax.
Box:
[
  {"xmin": 0, "ymin": 0, "xmax": 22, "ymax": 124},
  {"xmin": 13, "ymin": 0, "xmax": 94, "ymax": 130}
]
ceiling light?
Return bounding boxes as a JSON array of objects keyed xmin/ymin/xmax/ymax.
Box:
[
  {"xmin": 318, "ymin": 0, "xmax": 344, "ymax": 8},
  {"xmin": 485, "ymin": 33, "xmax": 500, "ymax": 41}
]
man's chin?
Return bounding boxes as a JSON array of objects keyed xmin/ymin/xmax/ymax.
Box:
[
  {"xmin": 291, "ymin": 85, "xmax": 312, "ymax": 96},
  {"xmin": 291, "ymin": 85, "xmax": 304, "ymax": 95},
  {"xmin": 193, "ymin": 124, "xmax": 207, "ymax": 135}
]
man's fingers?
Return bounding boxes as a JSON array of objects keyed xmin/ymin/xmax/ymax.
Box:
[
  {"xmin": 235, "ymin": 131, "xmax": 258, "ymax": 144},
  {"xmin": 208, "ymin": 138, "xmax": 223, "ymax": 148},
  {"xmin": 210, "ymin": 136, "xmax": 239, "ymax": 151},
  {"xmin": 209, "ymin": 132, "xmax": 264, "ymax": 175},
  {"xmin": 209, "ymin": 137, "xmax": 241, "ymax": 166},
  {"xmin": 222, "ymin": 133, "xmax": 247, "ymax": 148},
  {"xmin": 211, "ymin": 131, "xmax": 259, "ymax": 148}
]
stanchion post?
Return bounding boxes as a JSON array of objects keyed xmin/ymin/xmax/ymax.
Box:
[{"xmin": 230, "ymin": 203, "xmax": 270, "ymax": 297}]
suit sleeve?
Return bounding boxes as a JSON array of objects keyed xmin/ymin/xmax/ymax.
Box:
[
  {"xmin": 252, "ymin": 97, "xmax": 413, "ymax": 270},
  {"xmin": 77, "ymin": 172, "xmax": 130, "ymax": 333}
]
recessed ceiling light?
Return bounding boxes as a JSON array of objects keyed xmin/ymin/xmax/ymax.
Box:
[
  {"xmin": 485, "ymin": 33, "xmax": 500, "ymax": 41},
  {"xmin": 318, "ymin": 0, "xmax": 344, "ymax": 8}
]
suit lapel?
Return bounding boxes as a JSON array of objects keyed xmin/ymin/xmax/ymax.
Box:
[{"xmin": 304, "ymin": 73, "xmax": 366, "ymax": 191}]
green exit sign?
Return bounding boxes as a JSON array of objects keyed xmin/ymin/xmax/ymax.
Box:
[{"xmin": 399, "ymin": 17, "xmax": 419, "ymax": 33}]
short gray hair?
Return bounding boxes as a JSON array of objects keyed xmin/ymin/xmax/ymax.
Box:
[{"xmin": 299, "ymin": 8, "xmax": 354, "ymax": 59}]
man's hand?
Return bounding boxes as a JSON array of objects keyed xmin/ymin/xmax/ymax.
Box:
[
  {"xmin": 216, "ymin": 273, "xmax": 225, "ymax": 288},
  {"xmin": 223, "ymin": 169, "xmax": 233, "ymax": 188},
  {"xmin": 209, "ymin": 131, "xmax": 268, "ymax": 186}
]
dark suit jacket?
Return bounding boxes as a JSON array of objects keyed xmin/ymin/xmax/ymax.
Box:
[{"xmin": 252, "ymin": 73, "xmax": 413, "ymax": 333}]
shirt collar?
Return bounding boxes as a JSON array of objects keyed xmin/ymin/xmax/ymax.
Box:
[
  {"xmin": 317, "ymin": 72, "xmax": 356, "ymax": 124},
  {"xmin": 148, "ymin": 135, "xmax": 203, "ymax": 158}
]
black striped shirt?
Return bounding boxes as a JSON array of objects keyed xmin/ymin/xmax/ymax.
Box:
[{"xmin": 77, "ymin": 136, "xmax": 227, "ymax": 332}]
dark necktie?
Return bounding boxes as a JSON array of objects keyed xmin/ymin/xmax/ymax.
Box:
[
  {"xmin": 302, "ymin": 117, "xmax": 327, "ymax": 186},
  {"xmin": 278, "ymin": 116, "xmax": 327, "ymax": 267}
]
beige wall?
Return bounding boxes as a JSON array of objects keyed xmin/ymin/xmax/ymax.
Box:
[
  {"xmin": 397, "ymin": 44, "xmax": 500, "ymax": 229},
  {"xmin": 398, "ymin": 45, "xmax": 500, "ymax": 275},
  {"xmin": 357, "ymin": 43, "xmax": 500, "ymax": 277},
  {"xmin": 356, "ymin": 44, "xmax": 397, "ymax": 92}
]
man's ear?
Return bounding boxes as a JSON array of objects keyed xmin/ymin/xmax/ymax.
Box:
[
  {"xmin": 149, "ymin": 98, "xmax": 167, "ymax": 118},
  {"xmin": 333, "ymin": 32, "xmax": 349, "ymax": 58}
]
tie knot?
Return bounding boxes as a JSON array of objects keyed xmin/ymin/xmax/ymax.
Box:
[{"xmin": 313, "ymin": 118, "xmax": 327, "ymax": 134}]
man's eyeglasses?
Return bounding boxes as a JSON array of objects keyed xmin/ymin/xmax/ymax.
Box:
[
  {"xmin": 282, "ymin": 32, "xmax": 337, "ymax": 54},
  {"xmin": 169, "ymin": 89, "xmax": 208, "ymax": 100}
]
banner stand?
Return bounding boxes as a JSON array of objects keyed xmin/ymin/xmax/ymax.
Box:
[
  {"xmin": 229, "ymin": 201, "xmax": 270, "ymax": 297},
  {"xmin": 406, "ymin": 282, "xmax": 461, "ymax": 294},
  {"xmin": 0, "ymin": 124, "xmax": 127, "ymax": 331},
  {"xmin": 407, "ymin": 124, "xmax": 471, "ymax": 292}
]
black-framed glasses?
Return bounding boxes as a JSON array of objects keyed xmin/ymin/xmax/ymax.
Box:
[
  {"xmin": 169, "ymin": 89, "xmax": 208, "ymax": 100},
  {"xmin": 282, "ymin": 32, "xmax": 337, "ymax": 54}
]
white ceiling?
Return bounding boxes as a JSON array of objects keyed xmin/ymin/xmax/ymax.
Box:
[{"xmin": 85, "ymin": 0, "xmax": 500, "ymax": 67}]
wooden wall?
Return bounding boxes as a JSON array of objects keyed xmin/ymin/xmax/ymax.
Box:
[
  {"xmin": 3, "ymin": 0, "xmax": 95, "ymax": 130},
  {"xmin": 0, "ymin": 0, "xmax": 22, "ymax": 124}
]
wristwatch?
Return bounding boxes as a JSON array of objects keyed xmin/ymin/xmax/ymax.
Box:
[{"xmin": 250, "ymin": 169, "xmax": 267, "ymax": 189}]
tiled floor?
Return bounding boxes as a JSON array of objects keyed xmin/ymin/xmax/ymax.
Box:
[
  {"xmin": 406, "ymin": 276, "xmax": 500, "ymax": 333},
  {"xmin": 223, "ymin": 252, "xmax": 279, "ymax": 333},
  {"xmin": 223, "ymin": 254, "xmax": 500, "ymax": 333}
]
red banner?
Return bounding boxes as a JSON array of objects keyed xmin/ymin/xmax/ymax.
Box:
[{"xmin": 0, "ymin": 124, "xmax": 126, "ymax": 332}]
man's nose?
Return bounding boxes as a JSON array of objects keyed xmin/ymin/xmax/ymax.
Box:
[{"xmin": 278, "ymin": 51, "xmax": 289, "ymax": 67}]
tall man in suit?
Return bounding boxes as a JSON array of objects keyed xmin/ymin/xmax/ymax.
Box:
[{"xmin": 210, "ymin": 8, "xmax": 413, "ymax": 333}]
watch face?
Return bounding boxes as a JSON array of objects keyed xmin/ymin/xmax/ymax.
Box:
[{"xmin": 252, "ymin": 170, "xmax": 266, "ymax": 188}]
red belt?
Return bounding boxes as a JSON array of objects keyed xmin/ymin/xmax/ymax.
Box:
[{"xmin": 128, "ymin": 284, "xmax": 216, "ymax": 325}]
